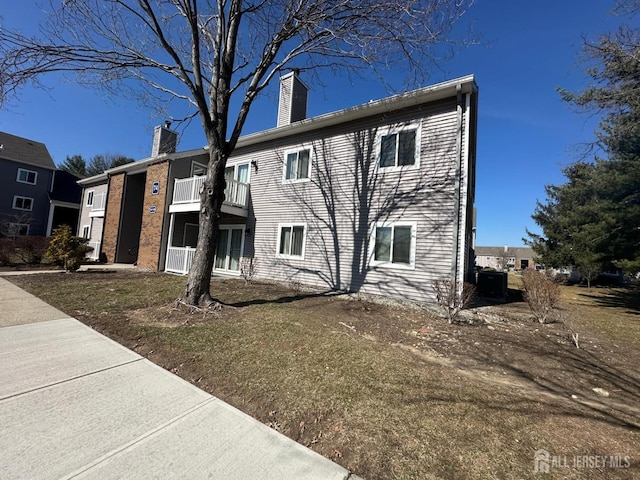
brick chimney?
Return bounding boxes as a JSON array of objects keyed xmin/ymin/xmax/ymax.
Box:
[
  {"xmin": 151, "ymin": 121, "xmax": 178, "ymax": 156},
  {"xmin": 277, "ymin": 71, "xmax": 308, "ymax": 127}
]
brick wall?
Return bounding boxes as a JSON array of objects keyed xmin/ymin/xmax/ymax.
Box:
[
  {"xmin": 102, "ymin": 173, "xmax": 125, "ymax": 263},
  {"xmin": 137, "ymin": 161, "xmax": 170, "ymax": 270}
]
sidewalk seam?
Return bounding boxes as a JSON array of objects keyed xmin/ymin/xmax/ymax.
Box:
[
  {"xmin": 62, "ymin": 397, "xmax": 218, "ymax": 479},
  {"xmin": 0, "ymin": 358, "xmax": 144, "ymax": 402}
]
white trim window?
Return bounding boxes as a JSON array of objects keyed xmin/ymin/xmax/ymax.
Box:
[
  {"xmin": 183, "ymin": 222, "xmax": 199, "ymax": 247},
  {"xmin": 277, "ymin": 223, "xmax": 306, "ymax": 259},
  {"xmin": 8, "ymin": 223, "xmax": 29, "ymax": 236},
  {"xmin": 82, "ymin": 225, "xmax": 91, "ymax": 239},
  {"xmin": 225, "ymin": 162, "xmax": 250, "ymax": 184},
  {"xmin": 191, "ymin": 161, "xmax": 207, "ymax": 176},
  {"xmin": 378, "ymin": 123, "xmax": 421, "ymax": 170},
  {"xmin": 17, "ymin": 168, "xmax": 37, "ymax": 185},
  {"xmin": 13, "ymin": 195, "xmax": 34, "ymax": 211},
  {"xmin": 371, "ymin": 222, "xmax": 416, "ymax": 269},
  {"xmin": 86, "ymin": 190, "xmax": 95, "ymax": 207},
  {"xmin": 283, "ymin": 147, "xmax": 311, "ymax": 183}
]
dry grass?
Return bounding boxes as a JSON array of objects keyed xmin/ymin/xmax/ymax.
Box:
[{"xmin": 8, "ymin": 271, "xmax": 640, "ymax": 479}]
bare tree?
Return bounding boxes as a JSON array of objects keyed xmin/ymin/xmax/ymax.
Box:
[
  {"xmin": 496, "ymin": 247, "xmax": 514, "ymax": 272},
  {"xmin": 0, "ymin": 0, "xmax": 475, "ymax": 306}
]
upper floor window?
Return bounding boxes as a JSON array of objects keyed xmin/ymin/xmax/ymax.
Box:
[
  {"xmin": 13, "ymin": 195, "xmax": 33, "ymax": 211},
  {"xmin": 225, "ymin": 162, "xmax": 250, "ymax": 184},
  {"xmin": 283, "ymin": 148, "xmax": 311, "ymax": 183},
  {"xmin": 17, "ymin": 168, "xmax": 37, "ymax": 185},
  {"xmin": 371, "ymin": 222, "xmax": 416, "ymax": 269},
  {"xmin": 191, "ymin": 161, "xmax": 207, "ymax": 176},
  {"xmin": 81, "ymin": 225, "xmax": 91, "ymax": 239},
  {"xmin": 86, "ymin": 190, "xmax": 94, "ymax": 207},
  {"xmin": 378, "ymin": 124, "xmax": 420, "ymax": 170}
]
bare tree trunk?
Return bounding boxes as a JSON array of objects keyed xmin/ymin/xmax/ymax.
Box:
[{"xmin": 182, "ymin": 146, "xmax": 227, "ymax": 305}]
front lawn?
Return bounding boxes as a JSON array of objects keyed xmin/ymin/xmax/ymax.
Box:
[{"xmin": 9, "ymin": 272, "xmax": 640, "ymax": 479}]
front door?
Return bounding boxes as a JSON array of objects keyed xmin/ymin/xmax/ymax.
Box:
[{"xmin": 214, "ymin": 226, "xmax": 244, "ymax": 272}]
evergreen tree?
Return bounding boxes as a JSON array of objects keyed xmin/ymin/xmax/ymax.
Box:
[{"xmin": 527, "ymin": 2, "xmax": 640, "ymax": 277}]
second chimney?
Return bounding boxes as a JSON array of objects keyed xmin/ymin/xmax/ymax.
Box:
[
  {"xmin": 277, "ymin": 71, "xmax": 308, "ymax": 127},
  {"xmin": 152, "ymin": 122, "xmax": 178, "ymax": 157}
]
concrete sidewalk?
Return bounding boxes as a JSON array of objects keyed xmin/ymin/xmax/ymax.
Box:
[{"xmin": 0, "ymin": 277, "xmax": 354, "ymax": 479}]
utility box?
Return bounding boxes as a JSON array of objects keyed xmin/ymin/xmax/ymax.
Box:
[{"xmin": 477, "ymin": 271, "xmax": 508, "ymax": 297}]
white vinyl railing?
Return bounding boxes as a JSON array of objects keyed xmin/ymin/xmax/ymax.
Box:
[
  {"xmin": 172, "ymin": 176, "xmax": 249, "ymax": 209},
  {"xmin": 172, "ymin": 176, "xmax": 207, "ymax": 204},
  {"xmin": 224, "ymin": 179, "xmax": 249, "ymax": 208},
  {"xmin": 87, "ymin": 241, "xmax": 101, "ymax": 260},
  {"xmin": 165, "ymin": 246, "xmax": 197, "ymax": 274}
]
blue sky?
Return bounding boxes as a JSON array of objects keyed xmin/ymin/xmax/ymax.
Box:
[{"xmin": 0, "ymin": 1, "xmax": 635, "ymax": 247}]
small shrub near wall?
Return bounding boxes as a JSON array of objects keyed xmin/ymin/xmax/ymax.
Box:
[
  {"xmin": 0, "ymin": 236, "xmax": 50, "ymax": 266},
  {"xmin": 432, "ymin": 279, "xmax": 476, "ymax": 324},
  {"xmin": 14, "ymin": 236, "xmax": 50, "ymax": 264},
  {"xmin": 46, "ymin": 225, "xmax": 93, "ymax": 272},
  {"xmin": 521, "ymin": 270, "xmax": 561, "ymax": 323}
]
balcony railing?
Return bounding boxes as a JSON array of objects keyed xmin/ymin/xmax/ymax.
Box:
[
  {"xmin": 89, "ymin": 193, "xmax": 106, "ymax": 216},
  {"xmin": 172, "ymin": 176, "xmax": 249, "ymax": 209},
  {"xmin": 87, "ymin": 241, "xmax": 101, "ymax": 260},
  {"xmin": 165, "ymin": 246, "xmax": 196, "ymax": 274}
]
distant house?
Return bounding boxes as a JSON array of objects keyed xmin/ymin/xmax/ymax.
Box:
[
  {"xmin": 475, "ymin": 246, "xmax": 538, "ymax": 271},
  {"xmin": 0, "ymin": 131, "xmax": 81, "ymax": 237},
  {"xmin": 78, "ymin": 74, "xmax": 478, "ymax": 304}
]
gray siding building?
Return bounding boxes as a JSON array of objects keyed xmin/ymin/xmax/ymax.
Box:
[
  {"xmin": 78, "ymin": 75, "xmax": 478, "ymax": 305},
  {"xmin": 0, "ymin": 131, "xmax": 56, "ymax": 237}
]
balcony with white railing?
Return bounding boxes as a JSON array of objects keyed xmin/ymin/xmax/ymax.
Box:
[
  {"xmin": 169, "ymin": 176, "xmax": 249, "ymax": 216},
  {"xmin": 89, "ymin": 192, "xmax": 107, "ymax": 217},
  {"xmin": 87, "ymin": 241, "xmax": 101, "ymax": 260},
  {"xmin": 165, "ymin": 246, "xmax": 197, "ymax": 274}
]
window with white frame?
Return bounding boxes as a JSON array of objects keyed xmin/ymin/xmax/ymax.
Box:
[
  {"xmin": 191, "ymin": 161, "xmax": 207, "ymax": 176},
  {"xmin": 371, "ymin": 222, "xmax": 416, "ymax": 268},
  {"xmin": 277, "ymin": 224, "xmax": 306, "ymax": 258},
  {"xmin": 16, "ymin": 168, "xmax": 37, "ymax": 185},
  {"xmin": 86, "ymin": 190, "xmax": 94, "ymax": 207},
  {"xmin": 82, "ymin": 225, "xmax": 91, "ymax": 239},
  {"xmin": 8, "ymin": 223, "xmax": 29, "ymax": 236},
  {"xmin": 283, "ymin": 148, "xmax": 311, "ymax": 182},
  {"xmin": 12, "ymin": 195, "xmax": 33, "ymax": 211},
  {"xmin": 378, "ymin": 124, "xmax": 420, "ymax": 169}
]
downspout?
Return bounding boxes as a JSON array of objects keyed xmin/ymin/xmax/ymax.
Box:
[{"xmin": 450, "ymin": 84, "xmax": 463, "ymax": 286}]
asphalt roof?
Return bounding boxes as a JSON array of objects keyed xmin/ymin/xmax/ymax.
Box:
[
  {"xmin": 0, "ymin": 131, "xmax": 56, "ymax": 170},
  {"xmin": 475, "ymin": 246, "xmax": 536, "ymax": 257}
]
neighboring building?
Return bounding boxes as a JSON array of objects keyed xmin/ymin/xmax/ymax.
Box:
[
  {"xmin": 475, "ymin": 246, "xmax": 539, "ymax": 271},
  {"xmin": 0, "ymin": 131, "xmax": 81, "ymax": 237},
  {"xmin": 78, "ymin": 74, "xmax": 478, "ymax": 304},
  {"xmin": 47, "ymin": 169, "xmax": 82, "ymax": 236}
]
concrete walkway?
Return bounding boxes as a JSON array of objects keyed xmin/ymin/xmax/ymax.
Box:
[{"xmin": 0, "ymin": 277, "xmax": 354, "ymax": 479}]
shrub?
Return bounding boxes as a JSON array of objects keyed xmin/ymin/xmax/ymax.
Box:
[
  {"xmin": 240, "ymin": 257, "xmax": 258, "ymax": 285},
  {"xmin": 432, "ymin": 279, "xmax": 476, "ymax": 324},
  {"xmin": 14, "ymin": 236, "xmax": 50, "ymax": 264},
  {"xmin": 0, "ymin": 238, "xmax": 14, "ymax": 266},
  {"xmin": 46, "ymin": 225, "xmax": 93, "ymax": 272},
  {"xmin": 521, "ymin": 270, "xmax": 560, "ymax": 323}
]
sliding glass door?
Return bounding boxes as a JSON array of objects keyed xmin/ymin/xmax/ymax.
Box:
[{"xmin": 214, "ymin": 226, "xmax": 244, "ymax": 272}]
